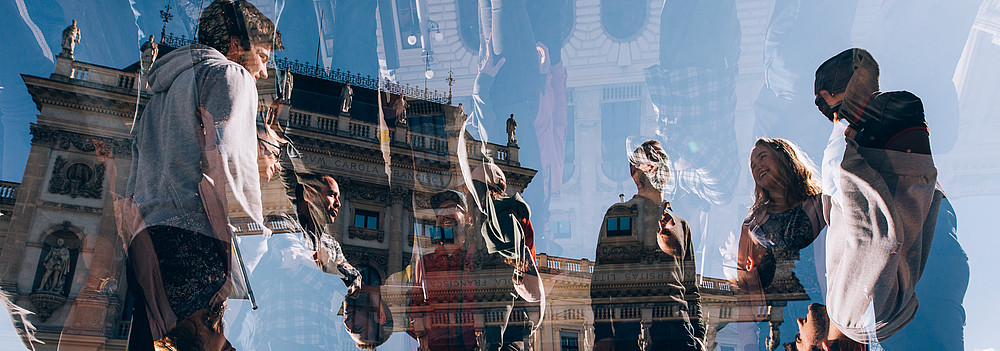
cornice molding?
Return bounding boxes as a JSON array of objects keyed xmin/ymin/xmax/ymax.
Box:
[{"xmin": 30, "ymin": 124, "xmax": 132, "ymax": 158}]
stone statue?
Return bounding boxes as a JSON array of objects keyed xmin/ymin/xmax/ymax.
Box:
[
  {"xmin": 140, "ymin": 35, "xmax": 158, "ymax": 73},
  {"xmin": 637, "ymin": 322, "xmax": 652, "ymax": 351},
  {"xmin": 60, "ymin": 20, "xmax": 82, "ymax": 59},
  {"xmin": 766, "ymin": 320, "xmax": 782, "ymax": 351},
  {"xmin": 506, "ymin": 113, "xmax": 517, "ymax": 146},
  {"xmin": 40, "ymin": 239, "xmax": 71, "ymax": 292},
  {"xmin": 341, "ymin": 84, "xmax": 354, "ymax": 113},
  {"xmin": 281, "ymin": 69, "xmax": 294, "ymax": 101}
]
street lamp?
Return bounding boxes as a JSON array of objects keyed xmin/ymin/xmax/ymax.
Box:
[{"xmin": 428, "ymin": 20, "xmax": 443, "ymax": 42}]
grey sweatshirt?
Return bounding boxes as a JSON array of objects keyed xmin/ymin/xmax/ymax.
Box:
[
  {"xmin": 824, "ymin": 137, "xmax": 940, "ymax": 343},
  {"xmin": 127, "ymin": 44, "xmax": 263, "ymax": 238}
]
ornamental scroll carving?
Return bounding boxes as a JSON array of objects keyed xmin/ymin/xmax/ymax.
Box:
[
  {"xmin": 49, "ymin": 156, "xmax": 104, "ymax": 199},
  {"xmin": 349, "ymin": 227, "xmax": 384, "ymax": 242},
  {"xmin": 31, "ymin": 124, "xmax": 132, "ymax": 157}
]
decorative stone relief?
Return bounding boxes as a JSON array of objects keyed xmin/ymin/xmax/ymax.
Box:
[
  {"xmin": 341, "ymin": 245, "xmax": 389, "ymax": 274},
  {"xmin": 49, "ymin": 156, "xmax": 104, "ymax": 199},
  {"xmin": 349, "ymin": 227, "xmax": 384, "ymax": 242},
  {"xmin": 31, "ymin": 124, "xmax": 132, "ymax": 157}
]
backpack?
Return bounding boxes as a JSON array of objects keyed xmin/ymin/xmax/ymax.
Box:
[{"xmin": 841, "ymin": 91, "xmax": 931, "ymax": 154}]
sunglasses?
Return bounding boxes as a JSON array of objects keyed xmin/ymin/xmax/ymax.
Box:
[{"xmin": 258, "ymin": 137, "xmax": 281, "ymax": 157}]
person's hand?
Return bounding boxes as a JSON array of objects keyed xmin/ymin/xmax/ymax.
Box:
[
  {"xmin": 480, "ymin": 39, "xmax": 506, "ymax": 77},
  {"xmin": 338, "ymin": 262, "xmax": 363, "ymax": 298}
]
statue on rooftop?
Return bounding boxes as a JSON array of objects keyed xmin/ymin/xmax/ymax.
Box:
[
  {"xmin": 60, "ymin": 20, "xmax": 81, "ymax": 59},
  {"xmin": 506, "ymin": 113, "xmax": 517, "ymax": 146},
  {"xmin": 140, "ymin": 35, "xmax": 158, "ymax": 74}
]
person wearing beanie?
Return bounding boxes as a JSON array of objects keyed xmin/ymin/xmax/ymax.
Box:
[{"xmin": 793, "ymin": 48, "xmax": 952, "ymax": 348}]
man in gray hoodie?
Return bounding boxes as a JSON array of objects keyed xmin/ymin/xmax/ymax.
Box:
[
  {"xmin": 124, "ymin": 1, "xmax": 282, "ymax": 349},
  {"xmin": 788, "ymin": 48, "xmax": 943, "ymax": 350}
]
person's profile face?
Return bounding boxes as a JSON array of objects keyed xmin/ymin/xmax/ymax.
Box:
[
  {"xmin": 257, "ymin": 136, "xmax": 281, "ymax": 180},
  {"xmin": 302, "ymin": 176, "xmax": 341, "ymax": 220},
  {"xmin": 319, "ymin": 176, "xmax": 341, "ymax": 219},
  {"xmin": 750, "ymin": 144, "xmax": 784, "ymax": 192},
  {"xmin": 795, "ymin": 303, "xmax": 831, "ymax": 350},
  {"xmin": 234, "ymin": 42, "xmax": 271, "ymax": 81}
]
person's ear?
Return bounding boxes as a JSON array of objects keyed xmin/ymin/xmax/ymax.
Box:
[
  {"xmin": 820, "ymin": 340, "xmax": 833, "ymax": 351},
  {"xmin": 226, "ymin": 35, "xmax": 242, "ymax": 58}
]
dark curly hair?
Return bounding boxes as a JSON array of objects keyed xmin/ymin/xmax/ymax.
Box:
[{"xmin": 197, "ymin": 0, "xmax": 284, "ymax": 55}]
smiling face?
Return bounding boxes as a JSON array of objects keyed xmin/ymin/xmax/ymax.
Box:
[
  {"xmin": 750, "ymin": 143, "xmax": 786, "ymax": 193},
  {"xmin": 434, "ymin": 200, "xmax": 470, "ymax": 247},
  {"xmin": 257, "ymin": 135, "xmax": 281, "ymax": 181}
]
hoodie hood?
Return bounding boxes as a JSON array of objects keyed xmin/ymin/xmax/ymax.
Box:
[{"xmin": 146, "ymin": 44, "xmax": 230, "ymax": 94}]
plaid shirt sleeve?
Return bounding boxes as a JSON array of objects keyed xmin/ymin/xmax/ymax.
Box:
[
  {"xmin": 250, "ymin": 258, "xmax": 345, "ymax": 348},
  {"xmin": 646, "ymin": 65, "xmax": 739, "ymax": 206}
]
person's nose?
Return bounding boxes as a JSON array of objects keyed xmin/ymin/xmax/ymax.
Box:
[{"xmin": 258, "ymin": 69, "xmax": 268, "ymax": 80}]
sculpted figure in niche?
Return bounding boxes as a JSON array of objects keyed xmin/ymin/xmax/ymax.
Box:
[
  {"xmin": 61, "ymin": 20, "xmax": 81, "ymax": 59},
  {"xmin": 40, "ymin": 239, "xmax": 71, "ymax": 292}
]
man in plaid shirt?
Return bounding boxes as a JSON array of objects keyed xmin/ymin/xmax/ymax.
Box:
[
  {"xmin": 645, "ymin": 0, "xmax": 741, "ymax": 211},
  {"xmin": 244, "ymin": 233, "xmax": 349, "ymax": 349}
]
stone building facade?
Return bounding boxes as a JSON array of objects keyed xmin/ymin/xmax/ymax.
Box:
[{"xmin": 0, "ymin": 33, "xmax": 793, "ymax": 350}]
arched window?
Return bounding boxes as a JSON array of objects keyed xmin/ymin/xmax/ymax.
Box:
[
  {"xmin": 358, "ymin": 264, "xmax": 383, "ymax": 287},
  {"xmin": 600, "ymin": 0, "xmax": 646, "ymax": 42},
  {"xmin": 456, "ymin": 0, "xmax": 480, "ymax": 53}
]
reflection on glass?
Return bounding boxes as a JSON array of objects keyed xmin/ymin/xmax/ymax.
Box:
[{"xmin": 0, "ymin": 0, "xmax": 988, "ymax": 350}]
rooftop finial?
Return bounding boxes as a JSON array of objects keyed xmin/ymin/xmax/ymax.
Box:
[
  {"xmin": 446, "ymin": 70, "xmax": 455, "ymax": 105},
  {"xmin": 159, "ymin": 4, "xmax": 173, "ymax": 41}
]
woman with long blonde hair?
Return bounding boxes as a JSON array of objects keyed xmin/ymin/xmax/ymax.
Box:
[{"xmin": 738, "ymin": 138, "xmax": 825, "ymax": 289}]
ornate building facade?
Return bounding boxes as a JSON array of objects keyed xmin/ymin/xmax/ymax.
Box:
[{"xmin": 0, "ymin": 33, "xmax": 797, "ymax": 350}]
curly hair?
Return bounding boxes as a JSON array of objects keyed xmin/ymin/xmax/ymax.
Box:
[
  {"xmin": 198, "ymin": 0, "xmax": 283, "ymax": 55},
  {"xmin": 749, "ymin": 138, "xmax": 822, "ymax": 218},
  {"xmin": 629, "ymin": 139, "xmax": 671, "ymax": 192}
]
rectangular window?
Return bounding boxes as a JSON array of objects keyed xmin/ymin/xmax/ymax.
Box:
[
  {"xmin": 560, "ymin": 331, "xmax": 579, "ymax": 351},
  {"xmin": 600, "ymin": 99, "xmax": 641, "ymax": 181},
  {"xmin": 554, "ymin": 221, "xmax": 572, "ymax": 239},
  {"xmin": 354, "ymin": 209, "xmax": 380, "ymax": 230},
  {"xmin": 606, "ymin": 217, "xmax": 631, "ymax": 237},
  {"xmin": 396, "ymin": 0, "xmax": 421, "ymax": 50},
  {"xmin": 415, "ymin": 222, "xmax": 454, "ymax": 243}
]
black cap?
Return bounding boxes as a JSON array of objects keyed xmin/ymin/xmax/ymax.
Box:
[{"xmin": 815, "ymin": 48, "xmax": 879, "ymax": 96}]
